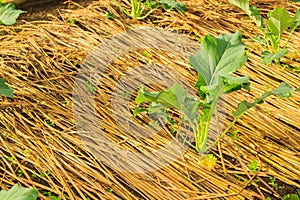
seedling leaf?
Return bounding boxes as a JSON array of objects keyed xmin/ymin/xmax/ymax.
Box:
[
  {"xmin": 262, "ymin": 49, "xmax": 289, "ymax": 64},
  {"xmin": 135, "ymin": 84, "xmax": 199, "ymax": 122},
  {"xmin": 160, "ymin": 0, "xmax": 186, "ymax": 14},
  {"xmin": 228, "ymin": 0, "xmax": 262, "ymax": 27},
  {"xmin": 233, "ymin": 82, "xmax": 294, "ymax": 118},
  {"xmin": 267, "ymin": 8, "xmax": 294, "ymax": 36},
  {"xmin": 189, "ymin": 31, "xmax": 248, "ymax": 102},
  {"xmin": 0, "ymin": 184, "xmax": 38, "ymax": 200},
  {"xmin": 0, "ymin": 3, "xmax": 26, "ymax": 25},
  {"xmin": 0, "ymin": 78, "xmax": 13, "ymax": 98}
]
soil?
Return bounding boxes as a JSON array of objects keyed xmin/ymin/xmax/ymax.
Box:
[{"xmin": 17, "ymin": 0, "xmax": 94, "ymax": 22}]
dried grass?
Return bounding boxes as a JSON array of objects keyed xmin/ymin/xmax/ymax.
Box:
[{"xmin": 0, "ymin": 0, "xmax": 299, "ymax": 199}]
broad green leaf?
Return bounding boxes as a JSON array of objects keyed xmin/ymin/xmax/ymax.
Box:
[
  {"xmin": 262, "ymin": 49, "xmax": 289, "ymax": 64},
  {"xmin": 290, "ymin": 0, "xmax": 300, "ymax": 2},
  {"xmin": 0, "ymin": 184, "xmax": 38, "ymax": 200},
  {"xmin": 222, "ymin": 76, "xmax": 250, "ymax": 93},
  {"xmin": 135, "ymin": 84, "xmax": 199, "ymax": 121},
  {"xmin": 160, "ymin": 0, "xmax": 186, "ymax": 14},
  {"xmin": 0, "ymin": 78, "xmax": 13, "ymax": 98},
  {"xmin": 189, "ymin": 31, "xmax": 248, "ymax": 102},
  {"xmin": 233, "ymin": 82, "xmax": 294, "ymax": 118},
  {"xmin": 0, "ymin": 3, "xmax": 26, "ymax": 25},
  {"xmin": 228, "ymin": 0, "xmax": 262, "ymax": 27},
  {"xmin": 266, "ymin": 8, "xmax": 294, "ymax": 36}
]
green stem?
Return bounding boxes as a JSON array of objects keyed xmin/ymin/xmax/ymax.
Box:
[
  {"xmin": 114, "ymin": 0, "xmax": 130, "ymax": 17},
  {"xmin": 195, "ymin": 99, "xmax": 218, "ymax": 153}
]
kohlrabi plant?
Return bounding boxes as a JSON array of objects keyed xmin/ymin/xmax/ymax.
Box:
[
  {"xmin": 113, "ymin": 0, "xmax": 186, "ymax": 20},
  {"xmin": 229, "ymin": 0, "xmax": 300, "ymax": 65},
  {"xmin": 0, "ymin": 184, "xmax": 38, "ymax": 200},
  {"xmin": 0, "ymin": 2, "xmax": 26, "ymax": 25},
  {"xmin": 134, "ymin": 31, "xmax": 296, "ymax": 153}
]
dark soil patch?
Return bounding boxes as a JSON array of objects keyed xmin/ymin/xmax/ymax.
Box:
[{"xmin": 17, "ymin": 0, "xmax": 94, "ymax": 22}]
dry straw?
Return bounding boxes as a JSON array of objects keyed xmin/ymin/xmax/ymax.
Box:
[{"xmin": 0, "ymin": 0, "xmax": 299, "ymax": 199}]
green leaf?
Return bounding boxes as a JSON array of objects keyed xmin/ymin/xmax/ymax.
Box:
[
  {"xmin": 266, "ymin": 8, "xmax": 294, "ymax": 36},
  {"xmin": 228, "ymin": 0, "xmax": 262, "ymax": 27},
  {"xmin": 290, "ymin": 9, "xmax": 300, "ymax": 31},
  {"xmin": 247, "ymin": 159, "xmax": 258, "ymax": 173},
  {"xmin": 0, "ymin": 78, "xmax": 13, "ymax": 98},
  {"xmin": 233, "ymin": 82, "xmax": 294, "ymax": 118},
  {"xmin": 189, "ymin": 31, "xmax": 248, "ymax": 102},
  {"xmin": 135, "ymin": 84, "xmax": 199, "ymax": 121},
  {"xmin": 262, "ymin": 49, "xmax": 289, "ymax": 64},
  {"xmin": 290, "ymin": 0, "xmax": 300, "ymax": 2},
  {"xmin": 160, "ymin": 0, "xmax": 186, "ymax": 14},
  {"xmin": 0, "ymin": 184, "xmax": 38, "ymax": 200},
  {"xmin": 104, "ymin": 11, "xmax": 115, "ymax": 19},
  {"xmin": 0, "ymin": 3, "xmax": 26, "ymax": 25}
]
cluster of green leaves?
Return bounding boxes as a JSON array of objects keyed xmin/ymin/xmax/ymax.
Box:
[
  {"xmin": 0, "ymin": 78, "xmax": 13, "ymax": 98},
  {"xmin": 283, "ymin": 189, "xmax": 300, "ymax": 200},
  {"xmin": 247, "ymin": 159, "xmax": 258, "ymax": 173},
  {"xmin": 114, "ymin": 0, "xmax": 186, "ymax": 20},
  {"xmin": 268, "ymin": 177, "xmax": 283, "ymax": 190},
  {"xmin": 0, "ymin": 184, "xmax": 38, "ymax": 200},
  {"xmin": 0, "ymin": 2, "xmax": 26, "ymax": 25},
  {"xmin": 134, "ymin": 31, "xmax": 296, "ymax": 153},
  {"xmin": 229, "ymin": 0, "xmax": 300, "ymax": 65}
]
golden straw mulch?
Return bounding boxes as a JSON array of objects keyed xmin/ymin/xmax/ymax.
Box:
[{"xmin": 0, "ymin": 0, "xmax": 299, "ymax": 199}]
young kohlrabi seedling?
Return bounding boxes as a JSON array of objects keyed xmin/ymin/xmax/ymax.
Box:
[
  {"xmin": 229, "ymin": 0, "xmax": 300, "ymax": 65},
  {"xmin": 114, "ymin": 0, "xmax": 186, "ymax": 20},
  {"xmin": 134, "ymin": 31, "xmax": 296, "ymax": 153}
]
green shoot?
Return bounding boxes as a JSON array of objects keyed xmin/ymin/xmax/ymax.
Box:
[
  {"xmin": 268, "ymin": 177, "xmax": 283, "ymax": 190},
  {"xmin": 114, "ymin": 0, "xmax": 185, "ymax": 20},
  {"xmin": 247, "ymin": 159, "xmax": 258, "ymax": 173}
]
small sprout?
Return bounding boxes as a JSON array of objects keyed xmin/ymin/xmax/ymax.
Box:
[
  {"xmin": 247, "ymin": 159, "xmax": 258, "ymax": 173},
  {"xmin": 107, "ymin": 188, "xmax": 114, "ymax": 193},
  {"xmin": 40, "ymin": 173, "xmax": 46, "ymax": 178},
  {"xmin": 46, "ymin": 120, "xmax": 55, "ymax": 127},
  {"xmin": 21, "ymin": 148, "xmax": 29, "ymax": 155},
  {"xmin": 104, "ymin": 11, "xmax": 115, "ymax": 19},
  {"xmin": 254, "ymin": 178, "xmax": 260, "ymax": 183},
  {"xmin": 234, "ymin": 174, "xmax": 242, "ymax": 181},
  {"xmin": 6, "ymin": 156, "xmax": 14, "ymax": 162},
  {"xmin": 228, "ymin": 130, "xmax": 241, "ymax": 142},
  {"xmin": 84, "ymin": 81, "xmax": 95, "ymax": 93},
  {"xmin": 143, "ymin": 51, "xmax": 151, "ymax": 58},
  {"xmin": 17, "ymin": 169, "xmax": 23, "ymax": 177},
  {"xmin": 73, "ymin": 119, "xmax": 80, "ymax": 124},
  {"xmin": 268, "ymin": 177, "xmax": 283, "ymax": 190},
  {"xmin": 68, "ymin": 18, "xmax": 76, "ymax": 24}
]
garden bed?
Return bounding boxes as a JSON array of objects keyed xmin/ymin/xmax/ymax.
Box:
[{"xmin": 0, "ymin": 0, "xmax": 299, "ymax": 199}]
